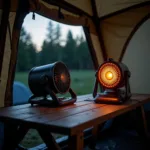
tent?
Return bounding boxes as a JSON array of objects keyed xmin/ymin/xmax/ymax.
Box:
[{"xmin": 0, "ymin": 0, "xmax": 150, "ymax": 107}]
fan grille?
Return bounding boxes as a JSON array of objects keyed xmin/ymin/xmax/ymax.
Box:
[
  {"xmin": 54, "ymin": 62, "xmax": 70, "ymax": 93},
  {"xmin": 98, "ymin": 62, "xmax": 121, "ymax": 89}
]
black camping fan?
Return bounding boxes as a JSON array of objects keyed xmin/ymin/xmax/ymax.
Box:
[{"xmin": 28, "ymin": 61, "xmax": 77, "ymax": 106}]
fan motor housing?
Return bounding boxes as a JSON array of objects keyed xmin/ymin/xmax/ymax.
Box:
[{"xmin": 28, "ymin": 62, "xmax": 70, "ymax": 96}]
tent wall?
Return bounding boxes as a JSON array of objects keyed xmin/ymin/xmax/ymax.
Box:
[
  {"xmin": 123, "ymin": 19, "xmax": 150, "ymax": 94},
  {"xmin": 96, "ymin": 0, "xmax": 150, "ymax": 17},
  {"xmin": 0, "ymin": 0, "xmax": 28, "ymax": 107},
  {"xmin": 64, "ymin": 0, "xmax": 93, "ymax": 15},
  {"xmin": 90, "ymin": 33, "xmax": 104, "ymax": 65},
  {"xmin": 0, "ymin": 8, "xmax": 4, "ymax": 150},
  {"xmin": 0, "ymin": 0, "xmax": 11, "ymax": 107},
  {"xmin": 100, "ymin": 5, "xmax": 150, "ymax": 61},
  {"xmin": 35, "ymin": 1, "xmax": 88, "ymax": 26},
  {"xmin": 0, "ymin": 12, "xmax": 16, "ymax": 107}
]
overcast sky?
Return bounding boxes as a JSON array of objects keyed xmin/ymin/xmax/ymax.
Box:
[{"xmin": 23, "ymin": 13, "xmax": 85, "ymax": 51}]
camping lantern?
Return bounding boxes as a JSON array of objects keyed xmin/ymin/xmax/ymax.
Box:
[
  {"xmin": 28, "ymin": 61, "xmax": 77, "ymax": 106},
  {"xmin": 93, "ymin": 58, "xmax": 131, "ymax": 104}
]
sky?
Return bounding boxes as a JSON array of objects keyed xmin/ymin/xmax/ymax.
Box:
[{"xmin": 23, "ymin": 13, "xmax": 85, "ymax": 51}]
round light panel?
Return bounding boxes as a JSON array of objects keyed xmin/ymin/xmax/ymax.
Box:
[
  {"xmin": 53, "ymin": 62, "xmax": 71, "ymax": 94},
  {"xmin": 98, "ymin": 62, "xmax": 121, "ymax": 88}
]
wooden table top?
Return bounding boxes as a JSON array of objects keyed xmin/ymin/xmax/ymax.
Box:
[{"xmin": 0, "ymin": 93, "xmax": 150, "ymax": 135}]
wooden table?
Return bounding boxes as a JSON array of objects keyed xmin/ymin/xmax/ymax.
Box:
[{"xmin": 0, "ymin": 93, "xmax": 150, "ymax": 150}]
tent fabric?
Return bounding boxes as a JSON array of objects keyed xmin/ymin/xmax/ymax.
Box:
[
  {"xmin": 64, "ymin": 0, "xmax": 93, "ymax": 15},
  {"xmin": 96, "ymin": 0, "xmax": 150, "ymax": 17},
  {"xmin": 123, "ymin": 19, "xmax": 150, "ymax": 94},
  {"xmin": 13, "ymin": 81, "xmax": 31, "ymax": 105},
  {"xmin": 35, "ymin": 1, "xmax": 88, "ymax": 26},
  {"xmin": 0, "ymin": 0, "xmax": 18, "ymax": 11},
  {"xmin": 90, "ymin": 33, "xmax": 104, "ymax": 65},
  {"xmin": 0, "ymin": 12, "xmax": 16, "ymax": 107},
  {"xmin": 100, "ymin": 5, "xmax": 150, "ymax": 61}
]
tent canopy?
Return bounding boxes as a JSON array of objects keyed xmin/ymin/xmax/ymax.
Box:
[{"xmin": 0, "ymin": 0, "xmax": 150, "ymax": 107}]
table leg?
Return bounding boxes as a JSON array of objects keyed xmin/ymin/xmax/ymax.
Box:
[
  {"xmin": 16, "ymin": 124, "xmax": 30, "ymax": 148},
  {"xmin": 135, "ymin": 106, "xmax": 149, "ymax": 138},
  {"xmin": 3, "ymin": 123, "xmax": 29, "ymax": 150},
  {"xmin": 3, "ymin": 122, "xmax": 19, "ymax": 150},
  {"xmin": 68, "ymin": 131, "xmax": 84, "ymax": 150},
  {"xmin": 38, "ymin": 129, "xmax": 61, "ymax": 150},
  {"xmin": 88, "ymin": 125, "xmax": 99, "ymax": 149}
]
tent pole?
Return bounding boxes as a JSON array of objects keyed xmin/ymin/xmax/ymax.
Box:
[
  {"xmin": 90, "ymin": 0, "xmax": 107, "ymax": 61},
  {"xmin": 0, "ymin": 0, "xmax": 11, "ymax": 82}
]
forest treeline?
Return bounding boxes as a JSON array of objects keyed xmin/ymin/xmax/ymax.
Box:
[{"xmin": 16, "ymin": 21, "xmax": 93, "ymax": 72}]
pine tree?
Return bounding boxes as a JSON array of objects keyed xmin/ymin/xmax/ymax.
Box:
[{"xmin": 17, "ymin": 27, "xmax": 37, "ymax": 71}]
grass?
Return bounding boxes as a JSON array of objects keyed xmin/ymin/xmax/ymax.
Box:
[
  {"xmin": 14, "ymin": 70, "xmax": 95, "ymax": 148},
  {"xmin": 15, "ymin": 70, "xmax": 95, "ymax": 96}
]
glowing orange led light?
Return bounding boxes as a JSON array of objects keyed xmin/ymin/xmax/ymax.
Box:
[
  {"xmin": 105, "ymin": 71, "xmax": 113, "ymax": 80},
  {"xmin": 60, "ymin": 74, "xmax": 66, "ymax": 82},
  {"xmin": 98, "ymin": 62, "xmax": 121, "ymax": 88}
]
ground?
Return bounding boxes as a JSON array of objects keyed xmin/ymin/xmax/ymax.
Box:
[{"xmin": 15, "ymin": 70, "xmax": 95, "ymax": 96}]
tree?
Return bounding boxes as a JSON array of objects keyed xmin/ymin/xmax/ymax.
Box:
[
  {"xmin": 17, "ymin": 27, "xmax": 37, "ymax": 72},
  {"xmin": 39, "ymin": 21, "xmax": 63, "ymax": 65},
  {"xmin": 76, "ymin": 39, "xmax": 93, "ymax": 69},
  {"xmin": 62, "ymin": 30, "xmax": 77, "ymax": 69}
]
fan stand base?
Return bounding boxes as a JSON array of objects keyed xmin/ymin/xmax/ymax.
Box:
[
  {"xmin": 28, "ymin": 88, "xmax": 77, "ymax": 107},
  {"xmin": 94, "ymin": 90, "xmax": 130, "ymax": 104},
  {"xmin": 29, "ymin": 97, "xmax": 64, "ymax": 107}
]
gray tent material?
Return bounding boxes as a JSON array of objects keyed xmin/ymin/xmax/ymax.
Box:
[{"xmin": 13, "ymin": 81, "xmax": 31, "ymax": 105}]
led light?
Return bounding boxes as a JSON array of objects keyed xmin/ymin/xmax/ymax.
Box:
[
  {"xmin": 98, "ymin": 62, "xmax": 121, "ymax": 89},
  {"xmin": 93, "ymin": 58, "xmax": 131, "ymax": 104},
  {"xmin": 60, "ymin": 74, "xmax": 66, "ymax": 83},
  {"xmin": 105, "ymin": 71, "xmax": 113, "ymax": 80}
]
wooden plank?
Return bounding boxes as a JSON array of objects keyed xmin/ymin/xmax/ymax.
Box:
[
  {"xmin": 89, "ymin": 125, "xmax": 99, "ymax": 149},
  {"xmin": 0, "ymin": 93, "xmax": 147, "ymax": 117},
  {"xmin": 46, "ymin": 97, "xmax": 150, "ymax": 135},
  {"xmin": 0, "ymin": 94, "xmax": 93, "ymax": 116},
  {"xmin": 0, "ymin": 103, "xmax": 30, "ymax": 111},
  {"xmin": 24, "ymin": 103, "xmax": 106, "ymax": 123},
  {"xmin": 68, "ymin": 131, "xmax": 84, "ymax": 150},
  {"xmin": 0, "ymin": 94, "xmax": 149, "ymax": 136},
  {"xmin": 140, "ymin": 106, "xmax": 149, "ymax": 137},
  {"xmin": 130, "ymin": 94, "xmax": 150, "ymax": 102},
  {"xmin": 0, "ymin": 101, "xmax": 93, "ymax": 120},
  {"xmin": 38, "ymin": 129, "xmax": 61, "ymax": 150},
  {"xmin": 134, "ymin": 106, "xmax": 149, "ymax": 138}
]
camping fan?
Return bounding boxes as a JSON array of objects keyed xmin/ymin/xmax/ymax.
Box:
[
  {"xmin": 93, "ymin": 58, "xmax": 131, "ymax": 104},
  {"xmin": 28, "ymin": 61, "xmax": 77, "ymax": 106}
]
